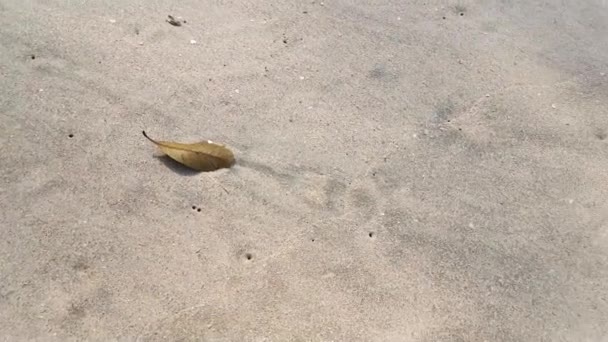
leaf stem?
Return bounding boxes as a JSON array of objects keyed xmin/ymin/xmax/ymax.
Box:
[{"xmin": 142, "ymin": 130, "xmax": 157, "ymax": 144}]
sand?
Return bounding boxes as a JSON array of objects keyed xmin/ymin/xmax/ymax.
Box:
[{"xmin": 1, "ymin": 0, "xmax": 607, "ymax": 340}]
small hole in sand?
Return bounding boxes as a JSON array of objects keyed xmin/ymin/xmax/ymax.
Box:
[
  {"xmin": 368, "ymin": 232, "xmax": 375, "ymax": 238},
  {"xmin": 30, "ymin": 55, "xmax": 36, "ymax": 60},
  {"xmin": 68, "ymin": 134, "xmax": 74, "ymax": 138},
  {"xmin": 245, "ymin": 253, "xmax": 253, "ymax": 260},
  {"xmin": 459, "ymin": 12, "xmax": 464, "ymax": 16},
  {"xmin": 197, "ymin": 208, "xmax": 201, "ymax": 212},
  {"xmin": 442, "ymin": 16, "xmax": 446, "ymax": 19},
  {"xmin": 192, "ymin": 206, "xmax": 196, "ymax": 210}
]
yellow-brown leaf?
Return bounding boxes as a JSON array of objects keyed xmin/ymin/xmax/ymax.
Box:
[{"xmin": 142, "ymin": 131, "xmax": 235, "ymax": 172}]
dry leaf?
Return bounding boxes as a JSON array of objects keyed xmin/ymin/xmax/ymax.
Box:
[{"xmin": 143, "ymin": 131, "xmax": 235, "ymax": 172}]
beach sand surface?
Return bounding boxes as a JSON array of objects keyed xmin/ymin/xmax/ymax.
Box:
[{"xmin": 1, "ymin": 0, "xmax": 607, "ymax": 340}]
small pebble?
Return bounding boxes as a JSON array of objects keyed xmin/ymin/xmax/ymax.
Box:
[
  {"xmin": 234, "ymin": 89, "xmax": 240, "ymax": 93},
  {"xmin": 109, "ymin": 19, "xmax": 116, "ymax": 23},
  {"xmin": 138, "ymin": 41, "xmax": 144, "ymax": 45},
  {"xmin": 551, "ymin": 104, "xmax": 557, "ymax": 109},
  {"xmin": 190, "ymin": 39, "xmax": 197, "ymax": 44},
  {"xmin": 299, "ymin": 76, "xmax": 305, "ymax": 80}
]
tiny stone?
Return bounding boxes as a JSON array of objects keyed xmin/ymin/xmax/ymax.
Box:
[
  {"xmin": 299, "ymin": 76, "xmax": 305, "ymax": 80},
  {"xmin": 190, "ymin": 39, "xmax": 197, "ymax": 44},
  {"xmin": 485, "ymin": 94, "xmax": 490, "ymax": 97},
  {"xmin": 109, "ymin": 19, "xmax": 116, "ymax": 23},
  {"xmin": 397, "ymin": 17, "xmax": 401, "ymax": 21},
  {"xmin": 234, "ymin": 89, "xmax": 240, "ymax": 93},
  {"xmin": 138, "ymin": 41, "xmax": 144, "ymax": 45},
  {"xmin": 551, "ymin": 104, "xmax": 557, "ymax": 109},
  {"xmin": 601, "ymin": 72, "xmax": 606, "ymax": 76},
  {"xmin": 568, "ymin": 199, "xmax": 574, "ymax": 204}
]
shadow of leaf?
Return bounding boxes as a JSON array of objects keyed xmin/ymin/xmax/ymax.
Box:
[{"xmin": 154, "ymin": 155, "xmax": 201, "ymax": 176}]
